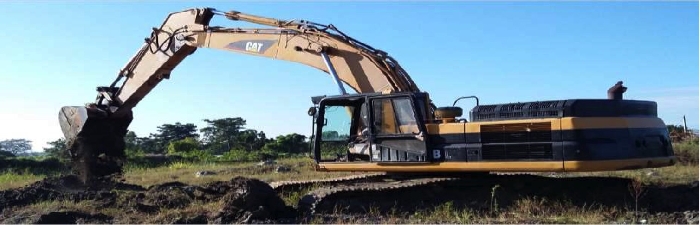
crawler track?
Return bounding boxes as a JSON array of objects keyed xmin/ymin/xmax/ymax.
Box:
[
  {"xmin": 269, "ymin": 172, "xmax": 498, "ymax": 215},
  {"xmin": 264, "ymin": 170, "xmax": 699, "ymax": 220},
  {"xmin": 269, "ymin": 173, "xmax": 388, "ymax": 192},
  {"xmin": 296, "ymin": 176, "xmax": 463, "ymax": 215}
]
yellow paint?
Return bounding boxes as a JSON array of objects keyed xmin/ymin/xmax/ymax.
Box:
[
  {"xmin": 425, "ymin": 123, "xmax": 464, "ymax": 134},
  {"xmin": 563, "ymin": 156, "xmax": 676, "ymax": 171},
  {"xmin": 399, "ymin": 125, "xmax": 420, "ymax": 134},
  {"xmin": 559, "ymin": 117, "xmax": 666, "ymax": 130},
  {"xmin": 315, "ymin": 156, "xmax": 676, "ymax": 172},
  {"xmin": 464, "ymin": 118, "xmax": 560, "ymax": 133},
  {"xmin": 317, "ymin": 161, "xmax": 564, "ymax": 172}
]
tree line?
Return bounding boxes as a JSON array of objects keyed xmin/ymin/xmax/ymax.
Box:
[
  {"xmin": 16, "ymin": 117, "xmax": 310, "ymax": 162},
  {"xmin": 0, "ymin": 139, "xmax": 32, "ymax": 156},
  {"xmin": 1, "ymin": 123, "xmax": 697, "ymax": 160}
]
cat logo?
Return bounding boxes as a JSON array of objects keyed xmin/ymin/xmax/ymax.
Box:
[
  {"xmin": 224, "ymin": 40, "xmax": 274, "ymax": 53},
  {"xmin": 245, "ymin": 42, "xmax": 264, "ymax": 53}
]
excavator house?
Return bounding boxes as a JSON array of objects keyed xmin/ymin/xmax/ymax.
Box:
[
  {"xmin": 58, "ymin": 8, "xmax": 675, "ymax": 182},
  {"xmin": 309, "ymin": 90, "xmax": 675, "ymax": 172}
]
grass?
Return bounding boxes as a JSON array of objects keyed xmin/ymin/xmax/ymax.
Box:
[
  {"xmin": 319, "ymin": 198, "xmax": 627, "ymax": 224},
  {"xmin": 673, "ymin": 137, "xmax": 699, "ymax": 165},
  {"xmin": 122, "ymin": 157, "xmax": 358, "ymax": 188},
  {"xmin": 138, "ymin": 201, "xmax": 224, "ymax": 224},
  {"xmin": 571, "ymin": 163, "xmax": 698, "ymax": 186},
  {"xmin": 2, "ymin": 200, "xmax": 96, "ymax": 223},
  {"xmin": 279, "ymin": 182, "xmax": 326, "ymax": 206},
  {"xmin": 0, "ymin": 172, "xmax": 46, "ymax": 190},
  {"xmin": 0, "ymin": 140, "xmax": 697, "ymax": 224}
]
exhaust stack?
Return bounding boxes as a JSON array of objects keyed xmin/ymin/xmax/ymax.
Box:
[{"xmin": 607, "ymin": 81, "xmax": 627, "ymax": 100}]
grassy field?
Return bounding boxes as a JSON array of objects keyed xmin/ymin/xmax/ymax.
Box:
[
  {"xmin": 0, "ymin": 172, "xmax": 46, "ymax": 190},
  {"xmin": 121, "ymin": 157, "xmax": 359, "ymax": 187},
  {"xmin": 0, "ymin": 140, "xmax": 697, "ymax": 224}
]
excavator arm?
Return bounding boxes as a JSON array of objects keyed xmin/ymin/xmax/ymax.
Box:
[
  {"xmin": 58, "ymin": 8, "xmax": 425, "ymax": 183},
  {"xmin": 98, "ymin": 8, "xmax": 420, "ymax": 115}
]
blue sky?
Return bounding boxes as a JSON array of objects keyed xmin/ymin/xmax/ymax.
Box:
[{"xmin": 0, "ymin": 1, "xmax": 697, "ymax": 151}]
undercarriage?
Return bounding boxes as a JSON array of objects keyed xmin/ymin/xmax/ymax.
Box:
[{"xmin": 265, "ymin": 171, "xmax": 699, "ymax": 221}]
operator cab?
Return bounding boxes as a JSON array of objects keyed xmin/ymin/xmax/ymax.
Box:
[{"xmin": 308, "ymin": 92, "xmax": 433, "ymax": 163}]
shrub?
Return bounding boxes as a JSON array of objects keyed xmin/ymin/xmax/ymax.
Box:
[
  {"xmin": 125, "ymin": 148, "xmax": 146, "ymax": 159},
  {"xmin": 674, "ymin": 138, "xmax": 699, "ymax": 165},
  {"xmin": 167, "ymin": 137, "xmax": 200, "ymax": 155},
  {"xmin": 180, "ymin": 150, "xmax": 214, "ymax": 162},
  {"xmin": 0, "ymin": 157, "xmax": 67, "ymax": 175},
  {"xmin": 0, "ymin": 151, "xmax": 15, "ymax": 158},
  {"xmin": 220, "ymin": 149, "xmax": 251, "ymax": 162},
  {"xmin": 219, "ymin": 149, "xmax": 287, "ymax": 162}
]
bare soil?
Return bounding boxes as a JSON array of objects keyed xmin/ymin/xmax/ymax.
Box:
[
  {"xmin": 0, "ymin": 174, "xmax": 697, "ymax": 224},
  {"xmin": 0, "ymin": 175, "xmax": 295, "ymax": 224}
]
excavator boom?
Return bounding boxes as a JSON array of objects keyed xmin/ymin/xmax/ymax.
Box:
[
  {"xmin": 101, "ymin": 8, "xmax": 419, "ymax": 115},
  {"xmin": 58, "ymin": 8, "xmax": 424, "ymax": 183}
]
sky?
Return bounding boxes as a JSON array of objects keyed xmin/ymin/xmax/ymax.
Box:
[{"xmin": 0, "ymin": 1, "xmax": 697, "ymax": 152}]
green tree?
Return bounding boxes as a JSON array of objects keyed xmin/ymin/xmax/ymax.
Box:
[
  {"xmin": 200, "ymin": 117, "xmax": 247, "ymax": 154},
  {"xmin": 667, "ymin": 124, "xmax": 686, "ymax": 133},
  {"xmin": 167, "ymin": 137, "xmax": 201, "ymax": 155},
  {"xmin": 237, "ymin": 129, "xmax": 270, "ymax": 151},
  {"xmin": 121, "ymin": 131, "xmax": 147, "ymax": 158},
  {"xmin": 322, "ymin": 131, "xmax": 340, "ymax": 140},
  {"xmin": 124, "ymin": 131, "xmax": 138, "ymax": 150},
  {"xmin": 0, "ymin": 150, "xmax": 15, "ymax": 158},
  {"xmin": 139, "ymin": 122, "xmax": 199, "ymax": 154},
  {"xmin": 154, "ymin": 122, "xmax": 198, "ymax": 142},
  {"xmin": 0, "ymin": 139, "xmax": 32, "ymax": 155},
  {"xmin": 167, "ymin": 137, "xmax": 213, "ymax": 161},
  {"xmin": 43, "ymin": 138, "xmax": 68, "ymax": 160},
  {"xmin": 262, "ymin": 133, "xmax": 309, "ymax": 155},
  {"xmin": 135, "ymin": 136, "xmax": 160, "ymax": 154}
]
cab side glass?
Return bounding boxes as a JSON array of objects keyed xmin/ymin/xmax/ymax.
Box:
[
  {"xmin": 372, "ymin": 97, "xmax": 419, "ymax": 135},
  {"xmin": 320, "ymin": 105, "xmax": 353, "ymax": 141},
  {"xmin": 318, "ymin": 104, "xmax": 354, "ymax": 161}
]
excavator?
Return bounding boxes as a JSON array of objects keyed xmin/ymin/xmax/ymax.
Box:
[{"xmin": 58, "ymin": 7, "xmax": 676, "ymax": 185}]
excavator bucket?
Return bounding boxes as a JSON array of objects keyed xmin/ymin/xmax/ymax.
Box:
[{"xmin": 58, "ymin": 106, "xmax": 133, "ymax": 184}]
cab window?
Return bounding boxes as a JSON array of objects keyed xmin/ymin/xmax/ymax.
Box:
[
  {"xmin": 372, "ymin": 97, "xmax": 419, "ymax": 135},
  {"xmin": 320, "ymin": 105, "xmax": 353, "ymax": 141}
]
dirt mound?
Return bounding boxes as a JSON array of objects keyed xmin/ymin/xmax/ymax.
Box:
[
  {"xmin": 0, "ymin": 175, "xmax": 143, "ymax": 212},
  {"xmin": 210, "ymin": 177, "xmax": 296, "ymax": 223},
  {"xmin": 34, "ymin": 211, "xmax": 113, "ymax": 224},
  {"xmin": 2, "ymin": 211, "xmax": 113, "ymax": 224},
  {"xmin": 142, "ymin": 182, "xmax": 195, "ymax": 209},
  {"xmin": 1, "ymin": 175, "xmax": 295, "ymax": 224}
]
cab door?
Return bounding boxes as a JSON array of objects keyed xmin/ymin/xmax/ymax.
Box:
[{"xmin": 367, "ymin": 94, "xmax": 430, "ymax": 162}]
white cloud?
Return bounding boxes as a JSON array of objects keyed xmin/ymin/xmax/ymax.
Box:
[{"xmin": 627, "ymin": 86, "xmax": 699, "ymax": 128}]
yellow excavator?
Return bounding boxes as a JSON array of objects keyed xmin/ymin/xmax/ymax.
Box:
[{"xmin": 58, "ymin": 8, "xmax": 676, "ymax": 183}]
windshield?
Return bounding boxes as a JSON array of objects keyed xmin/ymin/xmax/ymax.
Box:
[{"xmin": 320, "ymin": 105, "xmax": 354, "ymax": 141}]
